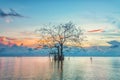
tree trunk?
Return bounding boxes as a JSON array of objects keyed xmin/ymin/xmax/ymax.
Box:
[
  {"xmin": 60, "ymin": 43, "xmax": 64, "ymax": 60},
  {"xmin": 56, "ymin": 43, "xmax": 64, "ymax": 61},
  {"xmin": 57, "ymin": 46, "xmax": 60, "ymax": 60},
  {"xmin": 60, "ymin": 43, "xmax": 63, "ymax": 57}
]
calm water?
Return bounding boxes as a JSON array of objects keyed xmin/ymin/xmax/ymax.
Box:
[{"xmin": 0, "ymin": 57, "xmax": 120, "ymax": 80}]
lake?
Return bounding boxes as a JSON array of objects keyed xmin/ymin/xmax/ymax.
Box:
[{"xmin": 0, "ymin": 57, "xmax": 120, "ymax": 80}]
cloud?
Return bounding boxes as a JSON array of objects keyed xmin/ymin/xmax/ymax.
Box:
[
  {"xmin": 20, "ymin": 31, "xmax": 36, "ymax": 36},
  {"xmin": 0, "ymin": 37, "xmax": 120, "ymax": 56},
  {"xmin": 5, "ymin": 18, "xmax": 13, "ymax": 23},
  {"xmin": 0, "ymin": 8, "xmax": 25, "ymax": 23},
  {"xmin": 0, "ymin": 36, "xmax": 39, "ymax": 48},
  {"xmin": 19, "ymin": 31, "xmax": 41, "ymax": 38},
  {"xmin": 107, "ymin": 17, "xmax": 120, "ymax": 29},
  {"xmin": 88, "ymin": 29, "xmax": 104, "ymax": 33},
  {"xmin": 108, "ymin": 40, "xmax": 120, "ymax": 48},
  {"xmin": 0, "ymin": 8, "xmax": 24, "ymax": 18},
  {"xmin": 109, "ymin": 40, "xmax": 120, "ymax": 45}
]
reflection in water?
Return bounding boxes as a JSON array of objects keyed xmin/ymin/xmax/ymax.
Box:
[
  {"xmin": 90, "ymin": 57, "xmax": 93, "ymax": 64},
  {"xmin": 0, "ymin": 57, "xmax": 120, "ymax": 80},
  {"xmin": 0, "ymin": 57, "xmax": 52, "ymax": 80},
  {"xmin": 57, "ymin": 60, "xmax": 63, "ymax": 80}
]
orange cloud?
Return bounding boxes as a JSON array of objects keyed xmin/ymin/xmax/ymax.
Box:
[
  {"xmin": 0, "ymin": 36, "xmax": 39, "ymax": 48},
  {"xmin": 88, "ymin": 29, "xmax": 104, "ymax": 33},
  {"xmin": 0, "ymin": 36, "xmax": 55, "ymax": 49}
]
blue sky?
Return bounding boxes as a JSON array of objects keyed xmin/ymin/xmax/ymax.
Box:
[
  {"xmin": 0, "ymin": 0, "xmax": 120, "ymax": 46},
  {"xmin": 0, "ymin": 0, "xmax": 120, "ymax": 27}
]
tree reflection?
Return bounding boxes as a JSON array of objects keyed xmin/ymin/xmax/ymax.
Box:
[
  {"xmin": 52, "ymin": 59, "xmax": 64, "ymax": 80},
  {"xmin": 90, "ymin": 57, "xmax": 93, "ymax": 64}
]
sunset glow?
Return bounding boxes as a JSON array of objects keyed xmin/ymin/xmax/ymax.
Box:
[{"xmin": 0, "ymin": 0, "xmax": 120, "ymax": 48}]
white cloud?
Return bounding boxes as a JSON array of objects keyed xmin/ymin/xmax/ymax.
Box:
[{"xmin": 5, "ymin": 18, "xmax": 13, "ymax": 23}]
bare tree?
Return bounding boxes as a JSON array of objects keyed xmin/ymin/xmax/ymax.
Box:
[{"xmin": 36, "ymin": 22, "xmax": 85, "ymax": 60}]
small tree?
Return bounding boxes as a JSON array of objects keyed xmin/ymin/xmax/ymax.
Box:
[{"xmin": 36, "ymin": 22, "xmax": 84, "ymax": 60}]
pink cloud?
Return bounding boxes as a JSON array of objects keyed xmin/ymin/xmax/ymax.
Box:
[{"xmin": 88, "ymin": 29, "xmax": 104, "ymax": 33}]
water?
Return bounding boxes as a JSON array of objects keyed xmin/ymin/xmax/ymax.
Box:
[{"xmin": 0, "ymin": 57, "xmax": 120, "ymax": 80}]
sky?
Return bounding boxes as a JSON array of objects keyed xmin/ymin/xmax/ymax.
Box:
[{"xmin": 0, "ymin": 0, "xmax": 120, "ymax": 47}]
